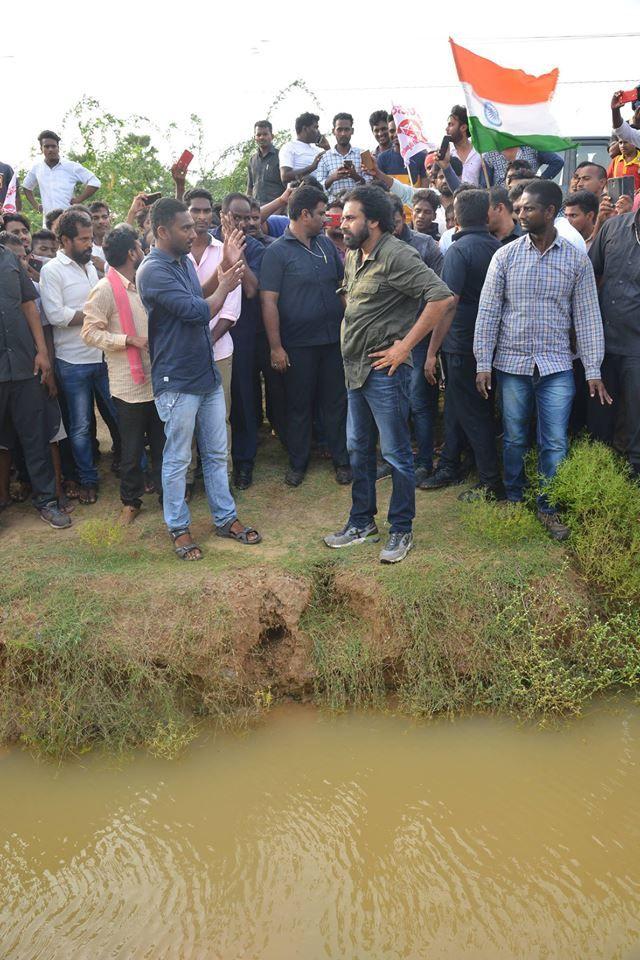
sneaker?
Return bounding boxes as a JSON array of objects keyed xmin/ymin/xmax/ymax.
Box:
[
  {"xmin": 458, "ymin": 482, "xmax": 506, "ymax": 503},
  {"xmin": 414, "ymin": 465, "xmax": 433, "ymax": 487},
  {"xmin": 324, "ymin": 521, "xmax": 380, "ymax": 548},
  {"xmin": 335, "ymin": 466, "xmax": 353, "ymax": 485},
  {"xmin": 39, "ymin": 501, "xmax": 72, "ymax": 529},
  {"xmin": 376, "ymin": 461, "xmax": 393, "ymax": 482},
  {"xmin": 418, "ymin": 469, "xmax": 463, "ymax": 490},
  {"xmin": 380, "ymin": 531, "xmax": 413, "ymax": 564},
  {"xmin": 285, "ymin": 468, "xmax": 306, "ymax": 487},
  {"xmin": 537, "ymin": 510, "xmax": 570, "ymax": 542}
]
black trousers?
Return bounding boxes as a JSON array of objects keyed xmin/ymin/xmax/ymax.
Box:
[
  {"xmin": 284, "ymin": 342, "xmax": 348, "ymax": 472},
  {"xmin": 587, "ymin": 353, "xmax": 640, "ymax": 472},
  {"xmin": 113, "ymin": 397, "xmax": 165, "ymax": 505},
  {"xmin": 255, "ymin": 329, "xmax": 287, "ymax": 442},
  {"xmin": 0, "ymin": 377, "xmax": 56, "ymax": 508},
  {"xmin": 438, "ymin": 352, "xmax": 501, "ymax": 487}
]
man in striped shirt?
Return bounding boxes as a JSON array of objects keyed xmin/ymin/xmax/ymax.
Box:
[{"xmin": 474, "ymin": 179, "xmax": 610, "ymax": 541}]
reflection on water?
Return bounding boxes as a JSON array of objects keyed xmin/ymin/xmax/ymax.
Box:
[{"xmin": 1, "ymin": 702, "xmax": 640, "ymax": 959}]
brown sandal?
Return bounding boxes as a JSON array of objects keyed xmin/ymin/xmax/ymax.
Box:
[{"xmin": 79, "ymin": 485, "xmax": 98, "ymax": 505}]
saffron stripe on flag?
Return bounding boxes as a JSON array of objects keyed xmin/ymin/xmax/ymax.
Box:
[{"xmin": 449, "ymin": 38, "xmax": 557, "ymax": 106}]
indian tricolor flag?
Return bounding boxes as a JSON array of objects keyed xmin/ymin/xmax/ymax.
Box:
[{"xmin": 449, "ymin": 38, "xmax": 574, "ymax": 153}]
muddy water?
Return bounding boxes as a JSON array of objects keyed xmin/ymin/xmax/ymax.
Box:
[{"xmin": 1, "ymin": 703, "xmax": 639, "ymax": 960}]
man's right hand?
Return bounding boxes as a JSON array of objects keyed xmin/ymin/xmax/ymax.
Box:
[
  {"xmin": 270, "ymin": 345, "xmax": 290, "ymax": 373},
  {"xmin": 596, "ymin": 194, "xmax": 617, "ymax": 227},
  {"xmin": 127, "ymin": 193, "xmax": 147, "ymax": 220},
  {"xmin": 217, "ymin": 259, "xmax": 245, "ymax": 294},
  {"xmin": 424, "ymin": 354, "xmax": 438, "ymax": 385},
  {"xmin": 476, "ymin": 371, "xmax": 492, "ymax": 399},
  {"xmin": 611, "ymin": 91, "xmax": 625, "ymax": 110},
  {"xmin": 126, "ymin": 334, "xmax": 148, "ymax": 350},
  {"xmin": 222, "ymin": 227, "xmax": 246, "ymax": 269}
]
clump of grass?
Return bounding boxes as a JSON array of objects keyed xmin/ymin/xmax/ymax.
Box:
[
  {"xmin": 548, "ymin": 439, "xmax": 640, "ymax": 606},
  {"xmin": 77, "ymin": 518, "xmax": 125, "ymax": 551},
  {"xmin": 303, "ymin": 561, "xmax": 386, "ymax": 711},
  {"xmin": 460, "ymin": 499, "xmax": 546, "ymax": 544}
]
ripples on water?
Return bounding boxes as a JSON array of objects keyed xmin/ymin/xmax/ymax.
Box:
[{"xmin": 1, "ymin": 703, "xmax": 639, "ymax": 959}]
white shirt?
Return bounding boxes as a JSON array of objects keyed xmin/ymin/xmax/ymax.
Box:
[
  {"xmin": 279, "ymin": 139, "xmax": 323, "ymax": 173},
  {"xmin": 554, "ymin": 215, "xmax": 587, "ymax": 254},
  {"xmin": 22, "ymin": 159, "xmax": 101, "ymax": 213},
  {"xmin": 187, "ymin": 237, "xmax": 240, "ymax": 361},
  {"xmin": 450, "ymin": 142, "xmax": 482, "ymax": 186},
  {"xmin": 39, "ymin": 251, "xmax": 101, "ymax": 364}
]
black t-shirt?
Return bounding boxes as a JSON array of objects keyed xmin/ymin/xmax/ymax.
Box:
[
  {"xmin": 441, "ymin": 227, "xmax": 500, "ymax": 354},
  {"xmin": 0, "ymin": 246, "xmax": 39, "ymax": 382}
]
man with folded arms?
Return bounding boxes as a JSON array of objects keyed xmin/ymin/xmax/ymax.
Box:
[{"xmin": 82, "ymin": 225, "xmax": 164, "ymax": 524}]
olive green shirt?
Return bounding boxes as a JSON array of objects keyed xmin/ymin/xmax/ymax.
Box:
[{"xmin": 340, "ymin": 233, "xmax": 452, "ymax": 389}]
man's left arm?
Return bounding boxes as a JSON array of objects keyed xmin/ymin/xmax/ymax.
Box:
[
  {"xmin": 572, "ymin": 259, "xmax": 611, "ymax": 404},
  {"xmin": 537, "ymin": 151, "xmax": 564, "ymax": 179},
  {"xmin": 71, "ymin": 162, "xmax": 101, "ymax": 205},
  {"xmin": 22, "ymin": 299, "xmax": 51, "ymax": 380}
]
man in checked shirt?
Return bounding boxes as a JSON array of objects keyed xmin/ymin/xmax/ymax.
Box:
[{"xmin": 474, "ymin": 179, "xmax": 611, "ymax": 542}]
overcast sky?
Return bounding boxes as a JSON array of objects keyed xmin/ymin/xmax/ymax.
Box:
[{"xmin": 4, "ymin": 3, "xmax": 640, "ymax": 174}]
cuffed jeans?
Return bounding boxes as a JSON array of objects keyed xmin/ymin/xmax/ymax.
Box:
[
  {"xmin": 54, "ymin": 358, "xmax": 119, "ymax": 487},
  {"xmin": 155, "ymin": 387, "xmax": 236, "ymax": 533},
  {"xmin": 498, "ymin": 369, "xmax": 575, "ymax": 513},
  {"xmin": 347, "ymin": 365, "xmax": 415, "ymax": 534}
]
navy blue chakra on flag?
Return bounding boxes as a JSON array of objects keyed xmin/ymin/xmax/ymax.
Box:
[{"xmin": 483, "ymin": 101, "xmax": 502, "ymax": 127}]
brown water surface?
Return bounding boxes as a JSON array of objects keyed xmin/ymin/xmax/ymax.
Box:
[{"xmin": 1, "ymin": 702, "xmax": 639, "ymax": 959}]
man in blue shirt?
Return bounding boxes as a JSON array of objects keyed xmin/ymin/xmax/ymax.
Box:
[
  {"xmin": 260, "ymin": 185, "xmax": 351, "ymax": 487},
  {"xmin": 137, "ymin": 198, "xmax": 261, "ymax": 560}
]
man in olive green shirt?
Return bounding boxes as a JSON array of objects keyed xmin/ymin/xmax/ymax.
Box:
[{"xmin": 324, "ymin": 186, "xmax": 454, "ymax": 564}]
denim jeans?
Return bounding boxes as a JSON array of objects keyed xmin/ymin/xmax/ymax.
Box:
[
  {"xmin": 54, "ymin": 359, "xmax": 119, "ymax": 487},
  {"xmin": 347, "ymin": 365, "xmax": 415, "ymax": 534},
  {"xmin": 410, "ymin": 339, "xmax": 438, "ymax": 471},
  {"xmin": 155, "ymin": 387, "xmax": 236, "ymax": 533},
  {"xmin": 498, "ymin": 369, "xmax": 575, "ymax": 513}
]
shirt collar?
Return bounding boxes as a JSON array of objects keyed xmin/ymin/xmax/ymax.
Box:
[
  {"xmin": 452, "ymin": 226, "xmax": 491, "ymax": 241},
  {"xmin": 256, "ymin": 145, "xmax": 277, "ymax": 158},
  {"xmin": 149, "ymin": 245, "xmax": 186, "ymax": 265},
  {"xmin": 113, "ymin": 268, "xmax": 136, "ymax": 289},
  {"xmin": 524, "ymin": 229, "xmax": 562, "ymax": 252},
  {"xmin": 357, "ymin": 232, "xmax": 390, "ymax": 264}
]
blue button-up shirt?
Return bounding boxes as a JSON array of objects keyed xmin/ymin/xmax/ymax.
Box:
[
  {"xmin": 474, "ymin": 232, "xmax": 604, "ymax": 381},
  {"xmin": 137, "ymin": 246, "xmax": 219, "ymax": 397}
]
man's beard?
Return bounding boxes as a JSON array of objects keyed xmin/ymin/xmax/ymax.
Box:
[
  {"xmin": 72, "ymin": 249, "xmax": 93, "ymax": 265},
  {"xmin": 343, "ymin": 223, "xmax": 369, "ymax": 249}
]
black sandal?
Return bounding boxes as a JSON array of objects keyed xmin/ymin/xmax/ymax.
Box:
[
  {"xmin": 170, "ymin": 528, "xmax": 203, "ymax": 560},
  {"xmin": 215, "ymin": 518, "xmax": 262, "ymax": 545}
]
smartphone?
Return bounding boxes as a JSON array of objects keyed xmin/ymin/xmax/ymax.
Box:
[
  {"xmin": 143, "ymin": 191, "xmax": 162, "ymax": 206},
  {"xmin": 360, "ymin": 149, "xmax": 374, "ymax": 172},
  {"xmin": 343, "ymin": 160, "xmax": 354, "ymax": 170},
  {"xmin": 325, "ymin": 212, "xmax": 342, "ymax": 228},
  {"xmin": 315, "ymin": 132, "xmax": 324, "ymax": 145},
  {"xmin": 438, "ymin": 135, "xmax": 452, "ymax": 161},
  {"xmin": 176, "ymin": 149, "xmax": 194, "ymax": 171},
  {"xmin": 607, "ymin": 175, "xmax": 636, "ymax": 202},
  {"xmin": 618, "ymin": 86, "xmax": 640, "ymax": 106}
]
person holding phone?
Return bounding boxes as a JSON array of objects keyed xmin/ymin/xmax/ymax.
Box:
[
  {"xmin": 611, "ymin": 89, "xmax": 640, "ymax": 149},
  {"xmin": 279, "ymin": 113, "xmax": 329, "ymax": 186},
  {"xmin": 314, "ymin": 113, "xmax": 368, "ymax": 201}
]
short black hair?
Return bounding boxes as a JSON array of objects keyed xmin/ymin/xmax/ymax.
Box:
[
  {"xmin": 454, "ymin": 188, "xmax": 490, "ymax": 227},
  {"xmin": 2, "ymin": 212, "xmax": 31, "ymax": 231},
  {"xmin": 506, "ymin": 163, "xmax": 535, "ymax": 179},
  {"xmin": 32, "ymin": 228, "xmax": 57, "ymax": 246},
  {"xmin": 288, "ymin": 185, "xmax": 327, "ymax": 221},
  {"xmin": 103, "ymin": 224, "xmax": 139, "ymax": 268},
  {"xmin": 220, "ymin": 192, "xmax": 250, "ymax": 214},
  {"xmin": 575, "ymin": 160, "xmax": 607, "ymax": 180},
  {"xmin": 505, "ymin": 159, "xmax": 534, "ymax": 175},
  {"xmin": 45, "ymin": 207, "xmax": 65, "ymax": 230},
  {"xmin": 57, "ymin": 209, "xmax": 92, "ymax": 241},
  {"xmin": 254, "ymin": 119, "xmax": 272, "ymax": 132},
  {"xmin": 412, "ymin": 188, "xmax": 441, "ymax": 212},
  {"xmin": 295, "ymin": 112, "xmax": 319, "ymax": 135},
  {"xmin": 38, "ymin": 129, "xmax": 60, "ymax": 144},
  {"xmin": 564, "ymin": 190, "xmax": 599, "ymax": 217},
  {"xmin": 521, "ymin": 178, "xmax": 563, "ymax": 217},
  {"xmin": 249, "ymin": 199, "xmax": 261, "ymax": 212},
  {"xmin": 300, "ymin": 175, "xmax": 322, "ymax": 190},
  {"xmin": 332, "ymin": 112, "xmax": 354, "ymax": 127},
  {"xmin": 150, "ymin": 197, "xmax": 187, "ymax": 237},
  {"xmin": 509, "ymin": 180, "xmax": 536, "ymax": 203},
  {"xmin": 344, "ymin": 185, "xmax": 394, "ymax": 233},
  {"xmin": 184, "ymin": 187, "xmax": 214, "ymax": 206},
  {"xmin": 449, "ymin": 104, "xmax": 469, "ymax": 130},
  {"xmin": 369, "ymin": 110, "xmax": 389, "ymax": 128},
  {"xmin": 388, "ymin": 194, "xmax": 405, "ymax": 217},
  {"xmin": 326, "ymin": 198, "xmax": 344, "ymax": 209},
  {"xmin": 0, "ymin": 231, "xmax": 24, "ymax": 250},
  {"xmin": 489, "ymin": 186, "xmax": 513, "ymax": 213},
  {"xmin": 89, "ymin": 200, "xmax": 110, "ymax": 214}
]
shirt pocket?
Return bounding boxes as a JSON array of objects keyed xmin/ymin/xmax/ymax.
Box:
[{"xmin": 348, "ymin": 279, "xmax": 381, "ymax": 303}]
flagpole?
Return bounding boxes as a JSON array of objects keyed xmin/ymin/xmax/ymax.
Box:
[{"xmin": 480, "ymin": 155, "xmax": 491, "ymax": 189}]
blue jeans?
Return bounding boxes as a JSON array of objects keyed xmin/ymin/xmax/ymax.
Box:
[
  {"xmin": 410, "ymin": 339, "xmax": 438, "ymax": 471},
  {"xmin": 55, "ymin": 358, "xmax": 119, "ymax": 487},
  {"xmin": 155, "ymin": 387, "xmax": 236, "ymax": 533},
  {"xmin": 498, "ymin": 369, "xmax": 575, "ymax": 513},
  {"xmin": 347, "ymin": 365, "xmax": 415, "ymax": 534}
]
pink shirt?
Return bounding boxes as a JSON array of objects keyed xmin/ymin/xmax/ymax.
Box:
[{"xmin": 188, "ymin": 236, "xmax": 241, "ymax": 361}]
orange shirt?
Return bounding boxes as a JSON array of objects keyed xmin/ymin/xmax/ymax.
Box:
[{"xmin": 607, "ymin": 150, "xmax": 640, "ymax": 191}]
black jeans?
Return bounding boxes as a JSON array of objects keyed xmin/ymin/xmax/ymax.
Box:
[
  {"xmin": 438, "ymin": 352, "xmax": 501, "ymax": 488},
  {"xmin": 255, "ymin": 329, "xmax": 287, "ymax": 442},
  {"xmin": 0, "ymin": 377, "xmax": 56, "ymax": 508},
  {"xmin": 587, "ymin": 353, "xmax": 640, "ymax": 473},
  {"xmin": 113, "ymin": 397, "xmax": 165, "ymax": 505},
  {"xmin": 284, "ymin": 342, "xmax": 349, "ymax": 472}
]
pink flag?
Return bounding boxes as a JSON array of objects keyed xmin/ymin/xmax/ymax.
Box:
[
  {"xmin": 3, "ymin": 173, "xmax": 17, "ymax": 213},
  {"xmin": 390, "ymin": 105, "xmax": 435, "ymax": 162}
]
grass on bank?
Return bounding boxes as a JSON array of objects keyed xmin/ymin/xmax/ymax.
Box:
[{"xmin": 0, "ymin": 436, "xmax": 639, "ymax": 757}]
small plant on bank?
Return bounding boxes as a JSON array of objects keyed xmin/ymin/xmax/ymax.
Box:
[{"xmin": 78, "ymin": 518, "xmax": 125, "ymax": 552}]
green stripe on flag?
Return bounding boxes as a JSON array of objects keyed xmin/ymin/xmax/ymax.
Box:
[{"xmin": 468, "ymin": 116, "xmax": 575, "ymax": 155}]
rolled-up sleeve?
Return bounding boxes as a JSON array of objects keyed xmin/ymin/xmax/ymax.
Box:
[
  {"xmin": 474, "ymin": 254, "xmax": 505, "ymax": 372},
  {"xmin": 613, "ymin": 121, "xmax": 640, "ymax": 149},
  {"xmin": 572, "ymin": 258, "xmax": 604, "ymax": 381},
  {"xmin": 74, "ymin": 162, "xmax": 101, "ymax": 188},
  {"xmin": 39, "ymin": 262, "xmax": 76, "ymax": 326},
  {"xmin": 387, "ymin": 244, "xmax": 452, "ymax": 302}
]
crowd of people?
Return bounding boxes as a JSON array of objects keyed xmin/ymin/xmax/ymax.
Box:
[{"xmin": 1, "ymin": 89, "xmax": 639, "ymax": 564}]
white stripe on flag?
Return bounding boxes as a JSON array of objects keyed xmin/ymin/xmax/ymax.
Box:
[{"xmin": 462, "ymin": 82, "xmax": 561, "ymax": 138}]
